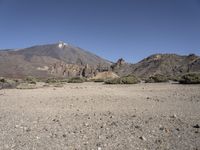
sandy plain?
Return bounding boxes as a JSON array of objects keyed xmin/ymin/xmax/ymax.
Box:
[{"xmin": 0, "ymin": 82, "xmax": 199, "ymax": 150}]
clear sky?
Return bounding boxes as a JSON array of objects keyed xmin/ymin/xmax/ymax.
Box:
[{"xmin": 0, "ymin": 0, "xmax": 200, "ymax": 63}]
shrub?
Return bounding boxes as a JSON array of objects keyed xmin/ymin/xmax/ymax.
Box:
[
  {"xmin": 25, "ymin": 76, "xmax": 37, "ymax": 84},
  {"xmin": 168, "ymin": 76, "xmax": 181, "ymax": 82},
  {"xmin": 145, "ymin": 74, "xmax": 168, "ymax": 83},
  {"xmin": 45, "ymin": 78, "xmax": 69, "ymax": 84},
  {"xmin": 68, "ymin": 77, "xmax": 85, "ymax": 83},
  {"xmin": 0, "ymin": 78, "xmax": 6, "ymax": 83},
  {"xmin": 46, "ymin": 78, "xmax": 59, "ymax": 84},
  {"xmin": 104, "ymin": 78, "xmax": 121, "ymax": 84},
  {"xmin": 179, "ymin": 73, "xmax": 200, "ymax": 84},
  {"xmin": 93, "ymin": 79, "xmax": 105, "ymax": 82},
  {"xmin": 0, "ymin": 78, "xmax": 19, "ymax": 89},
  {"xmin": 105, "ymin": 75, "xmax": 140, "ymax": 84},
  {"xmin": 120, "ymin": 75, "xmax": 140, "ymax": 84}
]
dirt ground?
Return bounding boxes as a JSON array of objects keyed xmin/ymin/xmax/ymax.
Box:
[{"xmin": 0, "ymin": 82, "xmax": 199, "ymax": 150}]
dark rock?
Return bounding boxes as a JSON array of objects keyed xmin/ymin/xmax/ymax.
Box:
[{"xmin": 193, "ymin": 124, "xmax": 200, "ymax": 128}]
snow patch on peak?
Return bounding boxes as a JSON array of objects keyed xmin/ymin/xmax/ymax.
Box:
[{"xmin": 58, "ymin": 41, "xmax": 68, "ymax": 48}]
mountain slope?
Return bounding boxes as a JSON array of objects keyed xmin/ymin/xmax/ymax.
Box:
[
  {"xmin": 0, "ymin": 42, "xmax": 111, "ymax": 78},
  {"xmin": 17, "ymin": 42, "xmax": 110, "ymax": 67},
  {"xmin": 112, "ymin": 54, "xmax": 200, "ymax": 78}
]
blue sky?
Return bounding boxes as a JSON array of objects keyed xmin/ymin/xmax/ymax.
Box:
[{"xmin": 0, "ymin": 0, "xmax": 200, "ymax": 63}]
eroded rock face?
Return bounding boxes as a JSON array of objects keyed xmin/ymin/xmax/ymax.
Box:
[
  {"xmin": 91, "ymin": 71, "xmax": 119, "ymax": 80},
  {"xmin": 111, "ymin": 58, "xmax": 126, "ymax": 70},
  {"xmin": 110, "ymin": 58, "xmax": 133, "ymax": 77},
  {"xmin": 189, "ymin": 58, "xmax": 200, "ymax": 72},
  {"xmin": 48, "ymin": 62, "xmax": 97, "ymax": 78}
]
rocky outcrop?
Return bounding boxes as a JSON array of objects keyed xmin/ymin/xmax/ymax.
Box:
[
  {"xmin": 91, "ymin": 71, "xmax": 119, "ymax": 80},
  {"xmin": 48, "ymin": 62, "xmax": 97, "ymax": 78},
  {"xmin": 0, "ymin": 42, "xmax": 111, "ymax": 78},
  {"xmin": 112, "ymin": 54, "xmax": 200, "ymax": 78},
  {"xmin": 111, "ymin": 58, "xmax": 133, "ymax": 77}
]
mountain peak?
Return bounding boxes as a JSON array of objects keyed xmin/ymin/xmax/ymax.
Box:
[{"xmin": 58, "ymin": 41, "xmax": 68, "ymax": 48}]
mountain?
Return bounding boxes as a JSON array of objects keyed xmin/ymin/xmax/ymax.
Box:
[
  {"xmin": 0, "ymin": 42, "xmax": 111, "ymax": 78},
  {"xmin": 1, "ymin": 42, "xmax": 200, "ymax": 79},
  {"xmin": 111, "ymin": 54, "xmax": 200, "ymax": 78}
]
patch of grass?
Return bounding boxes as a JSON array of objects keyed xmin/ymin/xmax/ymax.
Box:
[
  {"xmin": 179, "ymin": 73, "xmax": 200, "ymax": 84},
  {"xmin": 105, "ymin": 75, "xmax": 140, "ymax": 84},
  {"xmin": 68, "ymin": 77, "xmax": 86, "ymax": 83},
  {"xmin": 145, "ymin": 74, "xmax": 168, "ymax": 83}
]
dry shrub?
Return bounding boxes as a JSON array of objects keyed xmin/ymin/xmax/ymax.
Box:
[
  {"xmin": 68, "ymin": 77, "xmax": 85, "ymax": 83},
  {"xmin": 179, "ymin": 73, "xmax": 200, "ymax": 84},
  {"xmin": 145, "ymin": 74, "xmax": 168, "ymax": 83},
  {"xmin": 105, "ymin": 75, "xmax": 140, "ymax": 84}
]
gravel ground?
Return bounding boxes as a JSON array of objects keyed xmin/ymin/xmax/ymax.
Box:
[{"xmin": 0, "ymin": 82, "xmax": 199, "ymax": 150}]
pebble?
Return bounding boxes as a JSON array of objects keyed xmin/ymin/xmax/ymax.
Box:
[
  {"xmin": 170, "ymin": 114, "xmax": 177, "ymax": 118},
  {"xmin": 193, "ymin": 124, "xmax": 200, "ymax": 128},
  {"xmin": 139, "ymin": 136, "xmax": 146, "ymax": 141}
]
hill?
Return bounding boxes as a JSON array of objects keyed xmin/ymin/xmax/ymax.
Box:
[{"xmin": 111, "ymin": 54, "xmax": 200, "ymax": 78}]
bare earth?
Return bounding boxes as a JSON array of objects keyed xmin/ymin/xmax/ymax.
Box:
[{"xmin": 0, "ymin": 82, "xmax": 200, "ymax": 150}]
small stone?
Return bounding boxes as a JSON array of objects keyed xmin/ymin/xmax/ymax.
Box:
[
  {"xmin": 149, "ymin": 117, "xmax": 153, "ymax": 120},
  {"xmin": 159, "ymin": 125, "xmax": 164, "ymax": 131},
  {"xmin": 97, "ymin": 147, "xmax": 102, "ymax": 150},
  {"xmin": 63, "ymin": 134, "xmax": 66, "ymax": 138},
  {"xmin": 52, "ymin": 119, "xmax": 59, "ymax": 122},
  {"xmin": 15, "ymin": 125, "xmax": 19, "ymax": 128},
  {"xmin": 139, "ymin": 136, "xmax": 146, "ymax": 141},
  {"xmin": 170, "ymin": 114, "xmax": 177, "ymax": 118},
  {"xmin": 193, "ymin": 124, "xmax": 200, "ymax": 128},
  {"xmin": 155, "ymin": 139, "xmax": 162, "ymax": 144},
  {"xmin": 83, "ymin": 122, "xmax": 89, "ymax": 127},
  {"xmin": 25, "ymin": 127, "xmax": 31, "ymax": 132},
  {"xmin": 135, "ymin": 125, "xmax": 140, "ymax": 129}
]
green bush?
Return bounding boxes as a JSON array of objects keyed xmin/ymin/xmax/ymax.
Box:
[
  {"xmin": 105, "ymin": 75, "xmax": 140, "ymax": 84},
  {"xmin": 145, "ymin": 74, "xmax": 168, "ymax": 83},
  {"xmin": 68, "ymin": 77, "xmax": 85, "ymax": 83},
  {"xmin": 179, "ymin": 73, "xmax": 200, "ymax": 84}
]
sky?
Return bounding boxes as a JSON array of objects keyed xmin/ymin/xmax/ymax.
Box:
[{"xmin": 0, "ymin": 0, "xmax": 200, "ymax": 63}]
